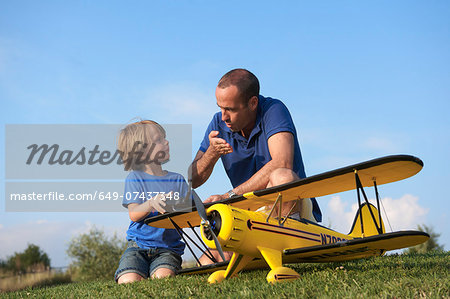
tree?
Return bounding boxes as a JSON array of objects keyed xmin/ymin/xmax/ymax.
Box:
[
  {"xmin": 5, "ymin": 244, "xmax": 50, "ymax": 274},
  {"xmin": 21, "ymin": 244, "xmax": 51, "ymax": 271},
  {"xmin": 406, "ymin": 224, "xmax": 444, "ymax": 254},
  {"xmin": 67, "ymin": 227, "xmax": 126, "ymax": 281},
  {"xmin": 0, "ymin": 258, "xmax": 6, "ymax": 270}
]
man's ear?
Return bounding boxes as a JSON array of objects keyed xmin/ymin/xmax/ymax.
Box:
[{"xmin": 249, "ymin": 96, "xmax": 258, "ymax": 111}]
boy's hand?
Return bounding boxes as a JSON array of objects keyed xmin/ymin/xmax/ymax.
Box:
[{"xmin": 151, "ymin": 192, "xmax": 169, "ymax": 214}]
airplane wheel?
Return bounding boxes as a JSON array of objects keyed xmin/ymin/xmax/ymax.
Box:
[
  {"xmin": 266, "ymin": 267, "xmax": 300, "ymax": 284},
  {"xmin": 208, "ymin": 270, "xmax": 227, "ymax": 284}
]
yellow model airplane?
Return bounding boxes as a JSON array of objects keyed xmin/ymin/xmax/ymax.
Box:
[{"xmin": 145, "ymin": 155, "xmax": 429, "ymax": 284}]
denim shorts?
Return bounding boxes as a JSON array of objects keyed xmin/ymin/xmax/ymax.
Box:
[{"xmin": 114, "ymin": 241, "xmax": 182, "ymax": 282}]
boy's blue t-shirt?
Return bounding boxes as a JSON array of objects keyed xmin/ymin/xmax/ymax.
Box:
[{"xmin": 122, "ymin": 171, "xmax": 187, "ymax": 255}]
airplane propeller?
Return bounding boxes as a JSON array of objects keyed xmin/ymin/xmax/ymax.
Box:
[{"xmin": 186, "ymin": 177, "xmax": 226, "ymax": 262}]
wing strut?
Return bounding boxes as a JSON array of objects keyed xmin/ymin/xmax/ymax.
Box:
[
  {"xmin": 265, "ymin": 193, "xmax": 301, "ymax": 226},
  {"xmin": 187, "ymin": 221, "xmax": 218, "ymax": 264},
  {"xmin": 280, "ymin": 200, "xmax": 298, "ymax": 226},
  {"xmin": 265, "ymin": 193, "xmax": 282, "ymax": 224},
  {"xmin": 168, "ymin": 217, "xmax": 218, "ymax": 265},
  {"xmin": 354, "ymin": 171, "xmax": 384, "ymax": 235},
  {"xmin": 373, "ymin": 180, "xmax": 383, "ymax": 231}
]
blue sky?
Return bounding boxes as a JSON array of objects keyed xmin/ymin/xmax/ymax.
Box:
[{"xmin": 1, "ymin": 1, "xmax": 449, "ymax": 267}]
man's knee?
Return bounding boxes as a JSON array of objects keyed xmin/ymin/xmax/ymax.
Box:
[
  {"xmin": 198, "ymin": 250, "xmax": 232, "ymax": 266},
  {"xmin": 268, "ymin": 168, "xmax": 299, "ymax": 187}
]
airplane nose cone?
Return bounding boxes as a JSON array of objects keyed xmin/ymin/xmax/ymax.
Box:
[{"xmin": 205, "ymin": 210, "xmax": 222, "ymax": 241}]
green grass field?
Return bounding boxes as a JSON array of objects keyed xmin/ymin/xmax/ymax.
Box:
[{"xmin": 2, "ymin": 251, "xmax": 448, "ymax": 298}]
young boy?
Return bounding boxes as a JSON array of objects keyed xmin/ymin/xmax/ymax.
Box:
[{"xmin": 114, "ymin": 120, "xmax": 187, "ymax": 284}]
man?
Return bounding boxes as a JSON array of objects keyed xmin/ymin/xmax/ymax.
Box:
[{"xmin": 191, "ymin": 69, "xmax": 321, "ymax": 263}]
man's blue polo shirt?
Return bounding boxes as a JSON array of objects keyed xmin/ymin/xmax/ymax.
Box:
[{"xmin": 199, "ymin": 95, "xmax": 322, "ymax": 222}]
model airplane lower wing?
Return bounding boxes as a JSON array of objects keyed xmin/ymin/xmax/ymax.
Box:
[
  {"xmin": 283, "ymin": 230, "xmax": 429, "ymax": 263},
  {"xmin": 178, "ymin": 230, "xmax": 429, "ymax": 275}
]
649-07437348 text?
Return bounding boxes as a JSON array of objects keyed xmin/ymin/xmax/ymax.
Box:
[{"xmin": 9, "ymin": 191, "xmax": 181, "ymax": 202}]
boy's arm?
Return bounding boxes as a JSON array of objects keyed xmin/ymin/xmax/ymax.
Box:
[{"xmin": 127, "ymin": 193, "xmax": 168, "ymax": 222}]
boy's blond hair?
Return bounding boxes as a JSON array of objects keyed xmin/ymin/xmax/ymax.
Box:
[{"xmin": 118, "ymin": 120, "xmax": 166, "ymax": 171}]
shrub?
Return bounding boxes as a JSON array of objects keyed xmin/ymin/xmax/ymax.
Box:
[
  {"xmin": 406, "ymin": 224, "xmax": 444, "ymax": 254},
  {"xmin": 67, "ymin": 227, "xmax": 126, "ymax": 281}
]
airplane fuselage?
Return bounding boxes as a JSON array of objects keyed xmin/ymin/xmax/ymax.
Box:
[{"xmin": 202, "ymin": 204, "xmax": 351, "ymax": 259}]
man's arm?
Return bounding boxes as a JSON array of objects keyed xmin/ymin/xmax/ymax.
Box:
[
  {"xmin": 204, "ymin": 131, "xmax": 294, "ymax": 202},
  {"xmin": 191, "ymin": 131, "xmax": 233, "ymax": 188},
  {"xmin": 233, "ymin": 131, "xmax": 294, "ymax": 194},
  {"xmin": 191, "ymin": 150, "xmax": 218, "ymax": 188}
]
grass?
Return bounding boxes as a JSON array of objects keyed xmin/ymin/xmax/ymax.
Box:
[{"xmin": 2, "ymin": 251, "xmax": 448, "ymax": 298}]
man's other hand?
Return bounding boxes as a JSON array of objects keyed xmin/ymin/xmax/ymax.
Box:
[{"xmin": 204, "ymin": 194, "xmax": 228, "ymax": 203}]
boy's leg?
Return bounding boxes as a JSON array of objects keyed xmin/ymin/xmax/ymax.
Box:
[
  {"xmin": 115, "ymin": 242, "xmax": 150, "ymax": 284},
  {"xmin": 118, "ymin": 272, "xmax": 145, "ymax": 284},
  {"xmin": 149, "ymin": 248, "xmax": 182, "ymax": 279},
  {"xmin": 151, "ymin": 268, "xmax": 175, "ymax": 278}
]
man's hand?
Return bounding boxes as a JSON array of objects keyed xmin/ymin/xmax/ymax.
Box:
[
  {"xmin": 209, "ymin": 131, "xmax": 233, "ymax": 156},
  {"xmin": 204, "ymin": 193, "xmax": 228, "ymax": 203},
  {"xmin": 190, "ymin": 131, "xmax": 232, "ymax": 189}
]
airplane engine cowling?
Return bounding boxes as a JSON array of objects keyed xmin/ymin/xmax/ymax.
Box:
[{"xmin": 201, "ymin": 204, "xmax": 250, "ymax": 254}]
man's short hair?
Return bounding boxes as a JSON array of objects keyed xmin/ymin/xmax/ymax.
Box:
[{"xmin": 217, "ymin": 69, "xmax": 260, "ymax": 104}]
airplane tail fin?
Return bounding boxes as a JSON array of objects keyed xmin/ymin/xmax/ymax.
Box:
[{"xmin": 348, "ymin": 203, "xmax": 385, "ymax": 238}]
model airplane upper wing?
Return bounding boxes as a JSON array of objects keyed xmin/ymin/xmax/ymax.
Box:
[
  {"xmin": 145, "ymin": 155, "xmax": 423, "ymax": 229},
  {"xmin": 243, "ymin": 154, "xmax": 423, "ymax": 203}
]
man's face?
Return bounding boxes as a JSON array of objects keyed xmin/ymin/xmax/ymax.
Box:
[{"xmin": 215, "ymin": 85, "xmax": 256, "ymax": 133}]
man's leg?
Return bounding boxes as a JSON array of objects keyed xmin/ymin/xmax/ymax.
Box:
[
  {"xmin": 198, "ymin": 250, "xmax": 233, "ymax": 266},
  {"xmin": 267, "ymin": 168, "xmax": 315, "ymax": 222},
  {"xmin": 267, "ymin": 167, "xmax": 298, "ymax": 188}
]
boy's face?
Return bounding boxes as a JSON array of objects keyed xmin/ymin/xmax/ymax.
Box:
[{"xmin": 146, "ymin": 124, "xmax": 170, "ymax": 165}]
